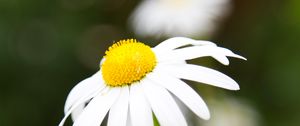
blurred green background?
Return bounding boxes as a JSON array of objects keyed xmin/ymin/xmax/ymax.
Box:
[{"xmin": 0, "ymin": 0, "xmax": 300, "ymax": 126}]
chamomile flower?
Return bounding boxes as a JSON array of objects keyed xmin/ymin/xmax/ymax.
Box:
[
  {"xmin": 130, "ymin": 0, "xmax": 231, "ymax": 38},
  {"xmin": 59, "ymin": 37, "xmax": 246, "ymax": 126}
]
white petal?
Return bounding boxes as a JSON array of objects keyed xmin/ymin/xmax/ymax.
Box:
[
  {"xmin": 147, "ymin": 72, "xmax": 210, "ymax": 120},
  {"xmin": 126, "ymin": 112, "xmax": 132, "ymax": 126},
  {"xmin": 214, "ymin": 47, "xmax": 247, "ymax": 61},
  {"xmin": 157, "ymin": 45, "xmax": 246, "ymax": 65},
  {"xmin": 152, "ymin": 46, "xmax": 187, "ymax": 66},
  {"xmin": 142, "ymin": 79, "xmax": 187, "ymax": 126},
  {"xmin": 64, "ymin": 71, "xmax": 104, "ymax": 114},
  {"xmin": 73, "ymin": 87, "xmax": 121, "ymax": 126},
  {"xmin": 129, "ymin": 83, "xmax": 153, "ymax": 126},
  {"xmin": 153, "ymin": 37, "xmax": 216, "ymax": 53},
  {"xmin": 211, "ymin": 55, "xmax": 230, "ymax": 65},
  {"xmin": 157, "ymin": 64, "xmax": 240, "ymax": 90},
  {"xmin": 71, "ymin": 102, "xmax": 85, "ymax": 121},
  {"xmin": 108, "ymin": 86, "xmax": 129, "ymax": 126},
  {"xmin": 59, "ymin": 87, "xmax": 104, "ymax": 126}
]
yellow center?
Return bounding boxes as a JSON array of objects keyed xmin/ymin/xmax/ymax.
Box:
[{"xmin": 101, "ymin": 39, "xmax": 157, "ymax": 87}]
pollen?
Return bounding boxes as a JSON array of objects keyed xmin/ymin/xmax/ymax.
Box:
[{"xmin": 101, "ymin": 39, "xmax": 157, "ymax": 87}]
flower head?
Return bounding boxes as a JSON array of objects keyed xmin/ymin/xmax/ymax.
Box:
[
  {"xmin": 102, "ymin": 39, "xmax": 156, "ymax": 86},
  {"xmin": 130, "ymin": 0, "xmax": 231, "ymax": 37},
  {"xmin": 59, "ymin": 37, "xmax": 246, "ymax": 126}
]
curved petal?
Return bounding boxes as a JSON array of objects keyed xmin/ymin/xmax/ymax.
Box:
[
  {"xmin": 71, "ymin": 102, "xmax": 85, "ymax": 121},
  {"xmin": 157, "ymin": 64, "xmax": 240, "ymax": 90},
  {"xmin": 108, "ymin": 86, "xmax": 129, "ymax": 126},
  {"xmin": 147, "ymin": 72, "xmax": 210, "ymax": 120},
  {"xmin": 157, "ymin": 45, "xmax": 246, "ymax": 65},
  {"xmin": 153, "ymin": 37, "xmax": 216, "ymax": 53},
  {"xmin": 142, "ymin": 79, "xmax": 187, "ymax": 126},
  {"xmin": 59, "ymin": 87, "xmax": 103, "ymax": 126},
  {"xmin": 64, "ymin": 71, "xmax": 104, "ymax": 114},
  {"xmin": 152, "ymin": 45, "xmax": 186, "ymax": 66},
  {"xmin": 129, "ymin": 83, "xmax": 153, "ymax": 126},
  {"xmin": 153, "ymin": 49, "xmax": 187, "ymax": 66},
  {"xmin": 73, "ymin": 87, "xmax": 121, "ymax": 126}
]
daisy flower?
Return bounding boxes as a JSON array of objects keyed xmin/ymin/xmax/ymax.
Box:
[
  {"xmin": 59, "ymin": 37, "xmax": 246, "ymax": 126},
  {"xmin": 130, "ymin": 0, "xmax": 231, "ymax": 38}
]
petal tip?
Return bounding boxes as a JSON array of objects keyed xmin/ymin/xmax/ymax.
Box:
[
  {"xmin": 231, "ymin": 85, "xmax": 240, "ymax": 90},
  {"xmin": 233, "ymin": 54, "xmax": 247, "ymax": 61},
  {"xmin": 198, "ymin": 106, "xmax": 211, "ymax": 120},
  {"xmin": 239, "ymin": 56, "xmax": 247, "ymax": 61},
  {"xmin": 225, "ymin": 82, "xmax": 240, "ymax": 90},
  {"xmin": 223, "ymin": 62, "xmax": 230, "ymax": 66},
  {"xmin": 202, "ymin": 112, "xmax": 211, "ymax": 120}
]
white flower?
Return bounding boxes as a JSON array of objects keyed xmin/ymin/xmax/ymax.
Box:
[
  {"xmin": 130, "ymin": 0, "xmax": 231, "ymax": 38},
  {"xmin": 59, "ymin": 37, "xmax": 246, "ymax": 126}
]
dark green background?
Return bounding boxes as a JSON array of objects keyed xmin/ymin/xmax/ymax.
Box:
[{"xmin": 0, "ymin": 0, "xmax": 299, "ymax": 126}]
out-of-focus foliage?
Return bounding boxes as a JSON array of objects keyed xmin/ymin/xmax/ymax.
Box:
[
  {"xmin": 0, "ymin": 0, "xmax": 299, "ymax": 126},
  {"xmin": 217, "ymin": 0, "xmax": 300, "ymax": 125}
]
